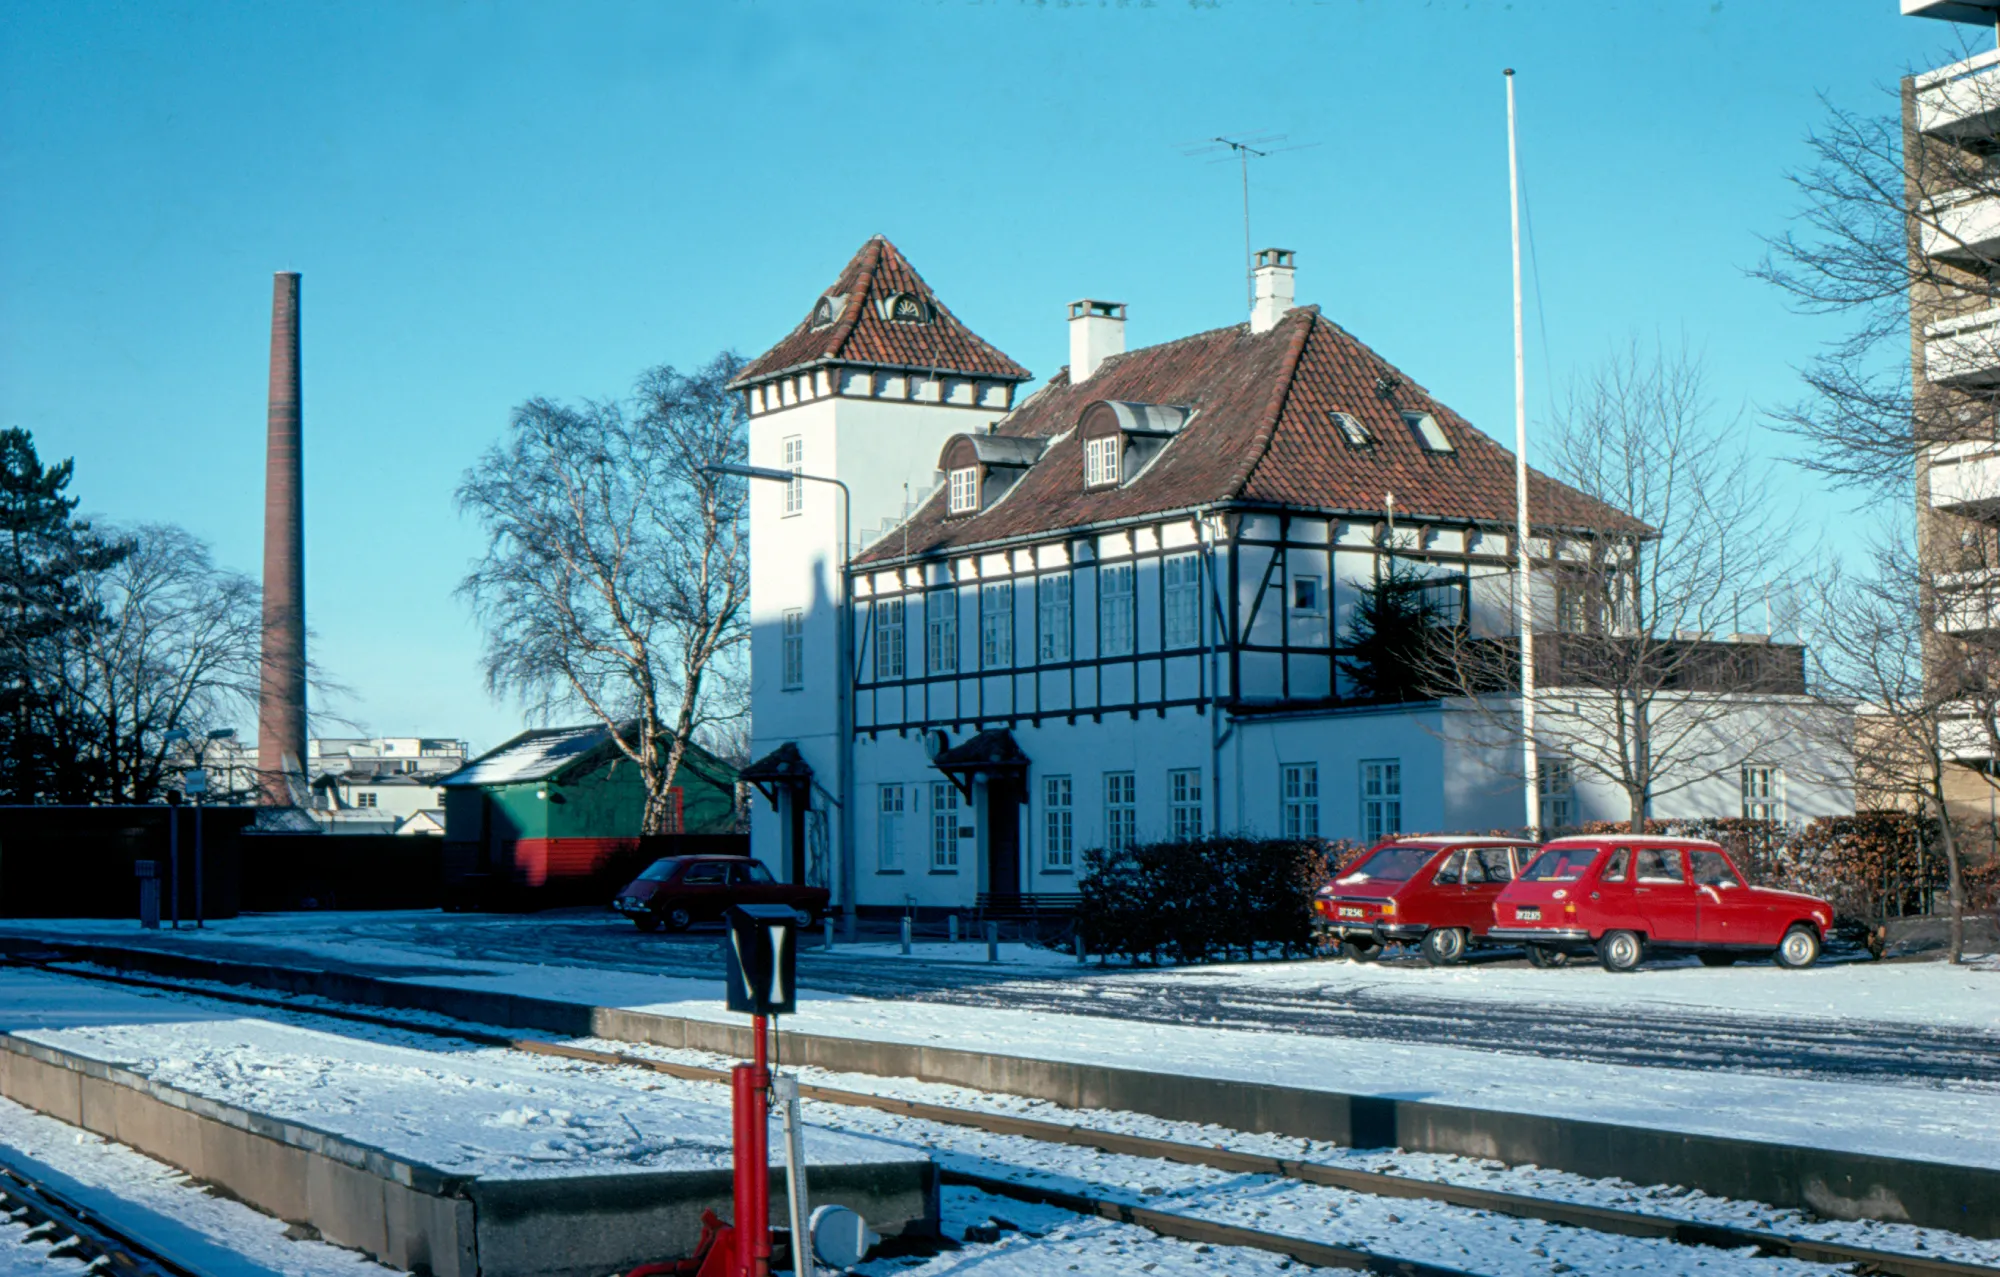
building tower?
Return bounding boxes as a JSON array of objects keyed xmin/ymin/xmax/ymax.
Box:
[
  {"xmin": 731, "ymin": 237, "xmax": 1030, "ymax": 912},
  {"xmin": 256, "ymin": 271, "xmax": 307, "ymax": 805}
]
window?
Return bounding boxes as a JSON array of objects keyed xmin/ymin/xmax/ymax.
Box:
[
  {"xmin": 1522, "ymin": 848, "xmax": 1598, "ymax": 882},
  {"xmin": 1691, "ymin": 848, "xmax": 1744, "ymax": 889},
  {"xmin": 1360, "ymin": 759, "xmax": 1400, "ymax": 842},
  {"xmin": 1283, "ymin": 763, "xmax": 1320, "ymax": 838},
  {"xmin": 1331, "ymin": 411, "xmax": 1372, "ymax": 448},
  {"xmin": 1164, "ymin": 553, "xmax": 1201, "ymax": 649},
  {"xmin": 1741, "ymin": 766, "xmax": 1785, "ymax": 822},
  {"xmin": 875, "ymin": 598, "xmax": 905, "ymax": 681},
  {"xmin": 1044, "ymin": 775, "xmax": 1074, "ymax": 870},
  {"xmin": 1038, "ymin": 574, "xmax": 1071, "ymax": 663},
  {"xmin": 1402, "ymin": 410, "xmax": 1454, "ymax": 453},
  {"xmin": 1636, "ymin": 847, "xmax": 1686, "ymax": 883},
  {"xmin": 1600, "ymin": 847, "xmax": 1631, "ymax": 881},
  {"xmin": 889, "ymin": 293, "xmax": 928, "ymax": 323},
  {"xmin": 782, "ymin": 610, "xmax": 804, "ymax": 689},
  {"xmin": 1099, "ymin": 562, "xmax": 1135, "ymax": 657},
  {"xmin": 1472, "ymin": 846, "xmax": 1518, "ymax": 883},
  {"xmin": 782, "ymin": 437, "xmax": 804, "ymax": 515},
  {"xmin": 980, "ymin": 581, "xmax": 1013, "ymax": 668},
  {"xmin": 1169, "ymin": 768, "xmax": 1203, "ymax": 841},
  {"xmin": 1538, "ymin": 757, "xmax": 1576, "ymax": 831},
  {"xmin": 1104, "ymin": 772, "xmax": 1137, "ymax": 850},
  {"xmin": 810, "ymin": 297, "xmax": 835, "ymax": 329},
  {"xmin": 729, "ymin": 861, "xmax": 774, "ymax": 884},
  {"xmin": 1291, "ymin": 575, "xmax": 1321, "ymax": 612},
  {"xmin": 683, "ymin": 861, "xmax": 728, "ymax": 885},
  {"xmin": 931, "ymin": 782, "xmax": 961, "ymax": 869},
  {"xmin": 1085, "ymin": 435, "xmax": 1121, "ymax": 487},
  {"xmin": 356, "ymin": 792, "xmax": 378, "ymax": 809},
  {"xmin": 878, "ymin": 784, "xmax": 907, "ymax": 871},
  {"xmin": 926, "ymin": 588, "xmax": 957, "ymax": 674},
  {"xmin": 948, "ymin": 467, "xmax": 978, "ymax": 514},
  {"xmin": 1433, "ymin": 849, "xmax": 1464, "ymax": 885}
]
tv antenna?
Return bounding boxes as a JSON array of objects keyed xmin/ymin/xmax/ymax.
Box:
[{"xmin": 1180, "ymin": 131, "xmax": 1320, "ymax": 310}]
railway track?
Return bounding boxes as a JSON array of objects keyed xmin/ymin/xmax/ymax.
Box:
[
  {"xmin": 14, "ymin": 957, "xmax": 1998, "ymax": 1277},
  {"xmin": 0, "ymin": 1147, "xmax": 205, "ymax": 1277}
]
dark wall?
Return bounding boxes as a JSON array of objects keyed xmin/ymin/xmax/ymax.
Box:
[
  {"xmin": 0, "ymin": 806, "xmax": 250, "ymax": 919},
  {"xmin": 239, "ymin": 833, "xmax": 443, "ymax": 912}
]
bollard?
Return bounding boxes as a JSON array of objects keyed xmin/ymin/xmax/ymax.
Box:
[
  {"xmin": 985, "ymin": 920, "xmax": 999, "ymax": 963},
  {"xmin": 823, "ymin": 916, "xmax": 834, "ymax": 950},
  {"xmin": 900, "ymin": 915, "xmax": 912, "ymax": 955},
  {"xmin": 948, "ymin": 914, "xmax": 960, "ymax": 943},
  {"xmin": 1074, "ymin": 932, "xmax": 1085, "ymax": 964}
]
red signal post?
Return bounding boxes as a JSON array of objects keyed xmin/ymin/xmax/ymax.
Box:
[{"xmin": 731, "ymin": 1014, "xmax": 773, "ymax": 1277}]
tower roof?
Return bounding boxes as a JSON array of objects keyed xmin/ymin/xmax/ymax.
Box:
[{"xmin": 729, "ymin": 237, "xmax": 1031, "ymax": 390}]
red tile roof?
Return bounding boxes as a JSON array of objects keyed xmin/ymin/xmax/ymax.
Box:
[
  {"xmin": 854, "ymin": 306, "xmax": 1646, "ymax": 565},
  {"xmin": 729, "ymin": 237, "xmax": 1031, "ymax": 389}
]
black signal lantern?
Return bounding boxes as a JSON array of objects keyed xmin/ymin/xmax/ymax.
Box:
[{"xmin": 725, "ymin": 903, "xmax": 799, "ymax": 1017}]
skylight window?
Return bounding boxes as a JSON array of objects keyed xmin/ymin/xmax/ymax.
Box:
[
  {"xmin": 1330, "ymin": 411, "xmax": 1371, "ymax": 448},
  {"xmin": 1402, "ymin": 410, "xmax": 1453, "ymax": 453}
]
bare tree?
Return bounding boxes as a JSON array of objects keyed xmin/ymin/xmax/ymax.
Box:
[
  {"xmin": 457, "ymin": 353, "xmax": 750, "ymax": 835},
  {"xmin": 1424, "ymin": 341, "xmax": 1818, "ymax": 832}
]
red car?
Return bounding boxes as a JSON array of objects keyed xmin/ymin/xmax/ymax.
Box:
[
  {"xmin": 1313, "ymin": 836, "xmax": 1542, "ymax": 966},
  {"xmin": 612, "ymin": 856, "xmax": 828, "ymax": 933},
  {"xmin": 1488, "ymin": 836, "xmax": 1835, "ymax": 971}
]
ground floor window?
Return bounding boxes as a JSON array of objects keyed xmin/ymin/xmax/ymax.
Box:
[
  {"xmin": 1741, "ymin": 765, "xmax": 1784, "ymax": 822},
  {"xmin": 1104, "ymin": 771, "xmax": 1136, "ymax": 851},
  {"xmin": 878, "ymin": 784, "xmax": 907, "ymax": 871},
  {"xmin": 1538, "ymin": 756, "xmax": 1575, "ymax": 831},
  {"xmin": 1044, "ymin": 775, "xmax": 1073, "ymax": 871},
  {"xmin": 1169, "ymin": 768, "xmax": 1203, "ymax": 841},
  {"xmin": 1359, "ymin": 759, "xmax": 1399, "ymax": 843},
  {"xmin": 1282, "ymin": 763, "xmax": 1319, "ymax": 838},
  {"xmin": 931, "ymin": 781, "xmax": 961, "ymax": 870}
]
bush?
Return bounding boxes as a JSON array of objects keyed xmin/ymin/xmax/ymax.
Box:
[{"xmin": 1077, "ymin": 835, "xmax": 1358, "ymax": 964}]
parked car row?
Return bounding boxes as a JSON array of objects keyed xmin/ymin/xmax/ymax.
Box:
[{"xmin": 1313, "ymin": 835, "xmax": 1835, "ymax": 971}]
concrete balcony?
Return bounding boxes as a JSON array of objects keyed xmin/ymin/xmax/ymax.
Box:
[
  {"xmin": 1928, "ymin": 440, "xmax": 2000, "ymax": 518},
  {"xmin": 1922, "ymin": 189, "xmax": 2000, "ymax": 267},
  {"xmin": 1937, "ymin": 566, "xmax": 2000, "ymax": 633},
  {"xmin": 1923, "ymin": 307, "xmax": 2000, "ymax": 388},
  {"xmin": 1916, "ymin": 49, "xmax": 2000, "ymax": 143}
]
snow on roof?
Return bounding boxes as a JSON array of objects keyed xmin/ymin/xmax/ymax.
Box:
[{"xmin": 439, "ymin": 725, "xmax": 609, "ymax": 787}]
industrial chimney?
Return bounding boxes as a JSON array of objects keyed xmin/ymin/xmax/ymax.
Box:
[{"xmin": 256, "ymin": 272, "xmax": 306, "ymax": 806}]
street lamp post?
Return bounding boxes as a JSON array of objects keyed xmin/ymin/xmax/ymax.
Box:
[{"xmin": 705, "ymin": 461, "xmax": 856, "ymax": 923}]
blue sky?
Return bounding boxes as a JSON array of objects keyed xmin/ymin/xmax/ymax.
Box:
[{"xmin": 0, "ymin": 1, "xmax": 1970, "ymax": 752}]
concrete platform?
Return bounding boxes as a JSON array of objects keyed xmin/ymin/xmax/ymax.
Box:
[{"xmin": 0, "ymin": 1030, "xmax": 936, "ymax": 1277}]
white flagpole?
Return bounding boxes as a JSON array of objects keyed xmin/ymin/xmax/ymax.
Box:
[{"xmin": 1507, "ymin": 68, "xmax": 1539, "ymax": 837}]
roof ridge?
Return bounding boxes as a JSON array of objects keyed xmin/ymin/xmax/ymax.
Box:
[{"xmin": 1224, "ymin": 306, "xmax": 1317, "ymax": 499}]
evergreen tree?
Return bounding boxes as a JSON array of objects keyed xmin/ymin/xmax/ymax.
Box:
[{"xmin": 1339, "ymin": 559, "xmax": 1454, "ymax": 703}]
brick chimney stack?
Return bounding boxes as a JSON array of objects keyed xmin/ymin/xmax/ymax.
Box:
[{"xmin": 256, "ymin": 271, "xmax": 306, "ymax": 805}]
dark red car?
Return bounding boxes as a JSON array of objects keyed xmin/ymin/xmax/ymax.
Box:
[
  {"xmin": 1488, "ymin": 836, "xmax": 1835, "ymax": 971},
  {"xmin": 612, "ymin": 856, "xmax": 828, "ymax": 933},
  {"xmin": 1313, "ymin": 836, "xmax": 1542, "ymax": 965}
]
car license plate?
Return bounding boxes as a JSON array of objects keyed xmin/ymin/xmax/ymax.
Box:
[
  {"xmin": 1338, "ymin": 906, "xmax": 1363, "ymax": 919},
  {"xmin": 1516, "ymin": 906, "xmax": 1541, "ymax": 921}
]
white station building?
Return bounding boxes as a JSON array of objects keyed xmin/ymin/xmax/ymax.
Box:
[{"xmin": 735, "ymin": 238, "xmax": 1850, "ymax": 916}]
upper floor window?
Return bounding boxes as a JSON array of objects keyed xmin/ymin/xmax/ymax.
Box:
[
  {"xmin": 782, "ymin": 437, "xmax": 804, "ymax": 515},
  {"xmin": 1291, "ymin": 575, "xmax": 1322, "ymax": 612},
  {"xmin": 875, "ymin": 597, "xmax": 905, "ymax": 681},
  {"xmin": 1038, "ymin": 573, "xmax": 1072, "ymax": 663},
  {"xmin": 1085, "ymin": 436, "xmax": 1121, "ymax": 487},
  {"xmin": 1099, "ymin": 562, "xmax": 1135, "ymax": 657},
  {"xmin": 1164, "ymin": 553, "xmax": 1201, "ymax": 648},
  {"xmin": 927, "ymin": 588, "xmax": 958, "ymax": 675},
  {"xmin": 980, "ymin": 581, "xmax": 1014, "ymax": 668},
  {"xmin": 948, "ymin": 467, "xmax": 978, "ymax": 514},
  {"xmin": 1402, "ymin": 411, "xmax": 1454, "ymax": 453},
  {"xmin": 1331, "ymin": 411, "xmax": 1372, "ymax": 448},
  {"xmin": 782, "ymin": 610, "xmax": 805, "ymax": 689}
]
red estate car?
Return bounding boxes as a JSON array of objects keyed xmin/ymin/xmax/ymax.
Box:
[
  {"xmin": 1488, "ymin": 836, "xmax": 1835, "ymax": 971},
  {"xmin": 612, "ymin": 856, "xmax": 828, "ymax": 933},
  {"xmin": 1313, "ymin": 836, "xmax": 1543, "ymax": 966}
]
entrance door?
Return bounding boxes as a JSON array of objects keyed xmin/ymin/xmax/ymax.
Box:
[
  {"xmin": 782, "ymin": 788, "xmax": 808, "ymax": 886},
  {"xmin": 986, "ymin": 780, "xmax": 1021, "ymax": 897}
]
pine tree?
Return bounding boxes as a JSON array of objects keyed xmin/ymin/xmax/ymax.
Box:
[{"xmin": 1339, "ymin": 560, "xmax": 1453, "ymax": 703}]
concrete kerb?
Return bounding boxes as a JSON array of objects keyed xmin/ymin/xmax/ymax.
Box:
[
  {"xmin": 0, "ymin": 1030, "xmax": 935, "ymax": 1277},
  {"xmin": 10, "ymin": 937, "xmax": 2000, "ymax": 1240}
]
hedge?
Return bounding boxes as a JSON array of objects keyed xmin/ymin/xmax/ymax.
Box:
[{"xmin": 1076, "ymin": 835, "xmax": 1359, "ymax": 964}]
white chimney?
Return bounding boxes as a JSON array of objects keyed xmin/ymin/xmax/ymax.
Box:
[
  {"xmin": 1068, "ymin": 299, "xmax": 1126, "ymax": 382},
  {"xmin": 1250, "ymin": 248, "xmax": 1296, "ymax": 334}
]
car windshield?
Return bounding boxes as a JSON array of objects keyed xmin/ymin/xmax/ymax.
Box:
[
  {"xmin": 637, "ymin": 858, "xmax": 682, "ymax": 883},
  {"xmin": 1340, "ymin": 845, "xmax": 1435, "ymax": 884},
  {"xmin": 1522, "ymin": 848, "xmax": 1599, "ymax": 882}
]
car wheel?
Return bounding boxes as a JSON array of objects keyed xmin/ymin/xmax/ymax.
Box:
[
  {"xmin": 1420, "ymin": 927, "xmax": 1469, "ymax": 966},
  {"xmin": 1697, "ymin": 951, "xmax": 1737, "ymax": 967},
  {"xmin": 632, "ymin": 915, "xmax": 662, "ymax": 933},
  {"xmin": 794, "ymin": 908, "xmax": 818, "ymax": 929},
  {"xmin": 1524, "ymin": 943, "xmax": 1570, "ymax": 969},
  {"xmin": 1596, "ymin": 929, "xmax": 1645, "ymax": 972},
  {"xmin": 663, "ymin": 906, "xmax": 694, "ymax": 933},
  {"xmin": 1773, "ymin": 924, "xmax": 1821, "ymax": 970},
  {"xmin": 1338, "ymin": 939, "xmax": 1379, "ymax": 963}
]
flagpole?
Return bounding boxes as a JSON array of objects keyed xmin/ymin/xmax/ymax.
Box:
[{"xmin": 1507, "ymin": 68, "xmax": 1539, "ymax": 837}]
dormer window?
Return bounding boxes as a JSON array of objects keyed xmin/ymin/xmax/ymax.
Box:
[
  {"xmin": 948, "ymin": 466, "xmax": 979, "ymax": 513},
  {"xmin": 810, "ymin": 297, "xmax": 836, "ymax": 329},
  {"xmin": 1331, "ymin": 411, "xmax": 1372, "ymax": 448},
  {"xmin": 1402, "ymin": 410, "xmax": 1453, "ymax": 453},
  {"xmin": 1085, "ymin": 436, "xmax": 1121, "ymax": 487},
  {"xmin": 888, "ymin": 293, "xmax": 929, "ymax": 323}
]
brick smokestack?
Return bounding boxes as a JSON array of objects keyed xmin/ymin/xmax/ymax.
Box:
[{"xmin": 256, "ymin": 272, "xmax": 306, "ymax": 805}]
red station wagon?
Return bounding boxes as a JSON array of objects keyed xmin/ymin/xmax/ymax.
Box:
[
  {"xmin": 612, "ymin": 856, "xmax": 829, "ymax": 933},
  {"xmin": 1313, "ymin": 836, "xmax": 1542, "ymax": 966},
  {"xmin": 1488, "ymin": 836, "xmax": 1835, "ymax": 971}
]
